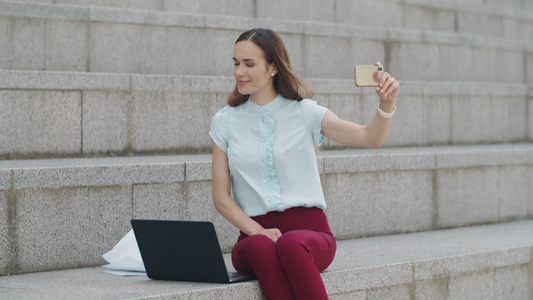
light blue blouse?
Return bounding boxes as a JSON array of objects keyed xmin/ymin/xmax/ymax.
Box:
[{"xmin": 209, "ymin": 94, "xmax": 328, "ymax": 217}]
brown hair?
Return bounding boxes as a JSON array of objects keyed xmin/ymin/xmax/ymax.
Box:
[{"xmin": 228, "ymin": 28, "xmax": 314, "ymax": 107}]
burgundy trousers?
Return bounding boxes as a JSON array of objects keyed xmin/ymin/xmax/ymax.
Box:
[{"xmin": 231, "ymin": 207, "xmax": 336, "ymax": 300}]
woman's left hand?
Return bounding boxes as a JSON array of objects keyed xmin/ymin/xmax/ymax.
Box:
[{"xmin": 373, "ymin": 62, "xmax": 399, "ymax": 104}]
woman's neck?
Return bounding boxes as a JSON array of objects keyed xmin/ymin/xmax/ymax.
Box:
[{"xmin": 250, "ymin": 89, "xmax": 278, "ymax": 106}]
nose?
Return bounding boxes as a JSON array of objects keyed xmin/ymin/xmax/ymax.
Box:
[{"xmin": 234, "ymin": 64, "xmax": 244, "ymax": 78}]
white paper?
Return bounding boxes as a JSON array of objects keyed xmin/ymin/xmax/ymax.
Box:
[
  {"xmin": 102, "ymin": 229, "xmax": 146, "ymax": 274},
  {"xmin": 103, "ymin": 270, "xmax": 146, "ymax": 276}
]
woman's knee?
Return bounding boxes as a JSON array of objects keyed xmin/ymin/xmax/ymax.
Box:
[
  {"xmin": 232, "ymin": 234, "xmax": 277, "ymax": 273},
  {"xmin": 239, "ymin": 235, "xmax": 277, "ymax": 259},
  {"xmin": 275, "ymin": 231, "xmax": 336, "ymax": 271},
  {"xmin": 276, "ymin": 231, "xmax": 309, "ymax": 256}
]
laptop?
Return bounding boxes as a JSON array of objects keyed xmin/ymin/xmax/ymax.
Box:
[{"xmin": 130, "ymin": 219, "xmax": 255, "ymax": 283}]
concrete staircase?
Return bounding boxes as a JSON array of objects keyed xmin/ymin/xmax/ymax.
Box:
[
  {"xmin": 0, "ymin": 0, "xmax": 532, "ymax": 299},
  {"xmin": 0, "ymin": 1, "xmax": 531, "ymax": 82},
  {"xmin": 1, "ymin": 220, "xmax": 532, "ymax": 299}
]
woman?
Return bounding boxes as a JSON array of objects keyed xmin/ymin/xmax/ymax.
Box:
[{"xmin": 210, "ymin": 28, "xmax": 399, "ymax": 300}]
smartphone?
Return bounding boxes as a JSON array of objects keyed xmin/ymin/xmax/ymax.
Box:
[{"xmin": 354, "ymin": 65, "xmax": 384, "ymax": 87}]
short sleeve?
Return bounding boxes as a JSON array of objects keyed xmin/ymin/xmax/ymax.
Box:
[
  {"xmin": 300, "ymin": 99, "xmax": 328, "ymax": 146},
  {"xmin": 209, "ymin": 107, "xmax": 230, "ymax": 153}
]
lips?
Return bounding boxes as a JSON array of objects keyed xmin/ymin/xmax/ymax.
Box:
[{"xmin": 237, "ymin": 80, "xmax": 249, "ymax": 86}]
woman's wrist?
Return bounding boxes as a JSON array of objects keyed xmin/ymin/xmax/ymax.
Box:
[
  {"xmin": 246, "ymin": 223, "xmax": 266, "ymax": 236},
  {"xmin": 378, "ymin": 100, "xmax": 395, "ymax": 112},
  {"xmin": 378, "ymin": 102, "xmax": 396, "ymax": 118}
]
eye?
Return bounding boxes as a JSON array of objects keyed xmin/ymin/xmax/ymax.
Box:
[{"xmin": 246, "ymin": 64, "xmax": 254, "ymax": 68}]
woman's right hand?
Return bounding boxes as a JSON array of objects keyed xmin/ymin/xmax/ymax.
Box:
[{"xmin": 254, "ymin": 228, "xmax": 282, "ymax": 243}]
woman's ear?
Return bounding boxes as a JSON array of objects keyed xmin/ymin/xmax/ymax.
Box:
[{"xmin": 270, "ymin": 65, "xmax": 277, "ymax": 77}]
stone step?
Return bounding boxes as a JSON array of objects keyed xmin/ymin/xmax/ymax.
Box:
[
  {"xmin": 0, "ymin": 70, "xmax": 531, "ymax": 158},
  {"xmin": 0, "ymin": 143, "xmax": 531, "ymax": 276},
  {"xmin": 0, "ymin": 1, "xmax": 531, "ymax": 83},
  {"xmin": 0, "ymin": 220, "xmax": 531, "ymax": 299},
  {"xmin": 2, "ymin": 0, "xmax": 532, "ymax": 40}
]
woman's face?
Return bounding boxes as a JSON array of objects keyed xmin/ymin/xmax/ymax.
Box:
[{"xmin": 233, "ymin": 40, "xmax": 276, "ymax": 101}]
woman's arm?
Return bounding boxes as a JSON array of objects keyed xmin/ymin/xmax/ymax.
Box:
[
  {"xmin": 321, "ymin": 63, "xmax": 399, "ymax": 148},
  {"xmin": 211, "ymin": 140, "xmax": 282, "ymax": 241}
]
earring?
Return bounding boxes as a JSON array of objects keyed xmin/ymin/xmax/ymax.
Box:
[{"xmin": 271, "ymin": 73, "xmax": 275, "ymax": 77}]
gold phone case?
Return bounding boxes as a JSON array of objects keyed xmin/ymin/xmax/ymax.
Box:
[{"xmin": 354, "ymin": 65, "xmax": 383, "ymax": 87}]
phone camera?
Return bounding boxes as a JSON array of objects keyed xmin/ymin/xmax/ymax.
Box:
[{"xmin": 378, "ymin": 67, "xmax": 383, "ymax": 71}]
